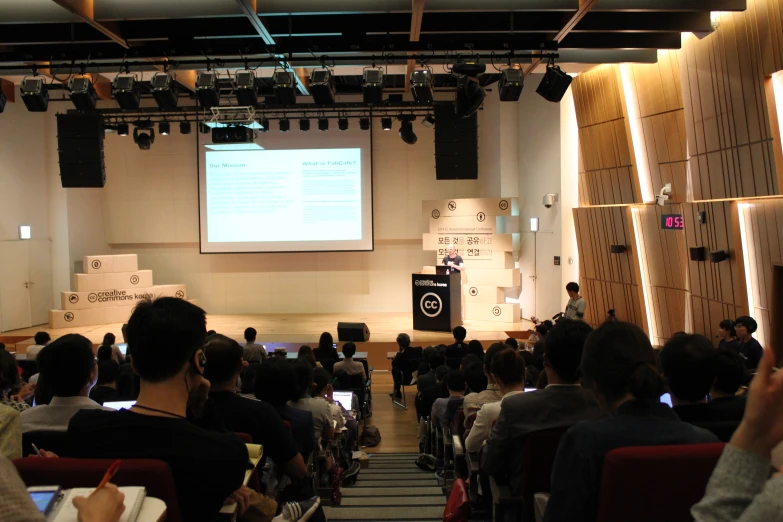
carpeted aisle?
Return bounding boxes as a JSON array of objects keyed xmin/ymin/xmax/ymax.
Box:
[{"xmin": 323, "ymin": 453, "xmax": 445, "ymax": 521}]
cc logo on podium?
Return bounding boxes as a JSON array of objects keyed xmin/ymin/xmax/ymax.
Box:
[
  {"xmin": 431, "ymin": 209, "xmax": 440, "ymax": 219},
  {"xmin": 469, "ymin": 287, "xmax": 478, "ymax": 296},
  {"xmin": 420, "ymin": 292, "xmax": 443, "ymax": 318},
  {"xmin": 499, "ymin": 200, "xmax": 509, "ymax": 210},
  {"xmin": 448, "ymin": 201, "xmax": 457, "ymax": 211},
  {"xmin": 492, "ymin": 306, "xmax": 502, "ymax": 316},
  {"xmin": 130, "ymin": 275, "xmax": 140, "ymax": 284},
  {"xmin": 477, "ymin": 212, "xmax": 486, "ymax": 222},
  {"xmin": 64, "ymin": 312, "xmax": 75, "ymax": 322}
]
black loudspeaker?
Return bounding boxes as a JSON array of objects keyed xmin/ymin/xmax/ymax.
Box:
[
  {"xmin": 57, "ymin": 113, "xmax": 106, "ymax": 187},
  {"xmin": 337, "ymin": 322, "xmax": 371, "ymax": 342},
  {"xmin": 610, "ymin": 244, "xmax": 627, "ymax": 254},
  {"xmin": 710, "ymin": 250, "xmax": 729, "ymax": 263},
  {"xmin": 536, "ymin": 65, "xmax": 573, "ymax": 103},
  {"xmin": 690, "ymin": 247, "xmax": 706, "ymax": 261},
  {"xmin": 435, "ymin": 103, "xmax": 478, "ymax": 180}
]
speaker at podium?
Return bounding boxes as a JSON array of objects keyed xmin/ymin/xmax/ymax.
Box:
[{"xmin": 412, "ymin": 272, "xmax": 462, "ymax": 332}]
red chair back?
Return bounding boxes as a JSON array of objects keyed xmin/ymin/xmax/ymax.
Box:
[
  {"xmin": 14, "ymin": 457, "xmax": 182, "ymax": 522},
  {"xmin": 519, "ymin": 427, "xmax": 568, "ymax": 499},
  {"xmin": 596, "ymin": 443, "xmax": 725, "ymax": 522},
  {"xmin": 235, "ymin": 432, "xmax": 253, "ymax": 444}
]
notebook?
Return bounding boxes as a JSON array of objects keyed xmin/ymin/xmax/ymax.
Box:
[
  {"xmin": 245, "ymin": 443, "xmax": 263, "ymax": 485},
  {"xmin": 53, "ymin": 487, "xmax": 146, "ymax": 522}
]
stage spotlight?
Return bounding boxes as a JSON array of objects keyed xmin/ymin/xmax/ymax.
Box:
[
  {"xmin": 180, "ymin": 121, "xmax": 192, "ymax": 135},
  {"xmin": 20, "ymin": 77, "xmax": 49, "ymax": 112},
  {"xmin": 150, "ymin": 72, "xmax": 179, "ymax": 109},
  {"xmin": 133, "ymin": 127, "xmax": 155, "ymax": 150},
  {"xmin": 310, "ymin": 69, "xmax": 335, "ymax": 105},
  {"xmin": 299, "ymin": 118, "xmax": 310, "ymax": 131},
  {"xmin": 410, "ymin": 69, "xmax": 433, "ymax": 103},
  {"xmin": 422, "ymin": 114, "xmax": 435, "ymax": 128},
  {"xmin": 381, "ymin": 117, "xmax": 392, "ymax": 130},
  {"xmin": 0, "ymin": 89, "xmax": 6, "ymax": 113},
  {"xmin": 455, "ymin": 76, "xmax": 486, "ymax": 118},
  {"xmin": 68, "ymin": 76, "xmax": 97, "ymax": 111},
  {"xmin": 362, "ymin": 68, "xmax": 384, "ymax": 105},
  {"xmin": 498, "ymin": 68, "xmax": 524, "ymax": 102},
  {"xmin": 159, "ymin": 122, "xmax": 170, "ymax": 136},
  {"xmin": 111, "ymin": 74, "xmax": 140, "ymax": 110},
  {"xmin": 199, "ymin": 122, "xmax": 211, "ymax": 134},
  {"xmin": 536, "ymin": 64, "xmax": 572, "ymax": 103},
  {"xmin": 359, "ymin": 117, "xmax": 370, "ymax": 131},
  {"xmin": 196, "ymin": 71, "xmax": 220, "ymax": 109},
  {"xmin": 399, "ymin": 120, "xmax": 417, "ymax": 145},
  {"xmin": 234, "ymin": 70, "xmax": 258, "ymax": 106},
  {"xmin": 279, "ymin": 118, "xmax": 291, "ymax": 132},
  {"xmin": 273, "ymin": 71, "xmax": 297, "ymax": 105},
  {"xmin": 338, "ymin": 117, "xmax": 349, "ymax": 131},
  {"xmin": 117, "ymin": 123, "xmax": 129, "ymax": 136},
  {"xmin": 318, "ymin": 118, "xmax": 329, "ymax": 131},
  {"xmin": 260, "ymin": 118, "xmax": 269, "ymax": 132}
]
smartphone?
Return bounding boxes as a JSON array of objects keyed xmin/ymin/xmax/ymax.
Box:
[
  {"xmin": 660, "ymin": 393, "xmax": 673, "ymax": 407},
  {"xmin": 28, "ymin": 486, "xmax": 61, "ymax": 516}
]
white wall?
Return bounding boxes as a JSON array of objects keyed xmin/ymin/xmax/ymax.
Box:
[{"xmin": 559, "ymin": 88, "xmax": 580, "ymax": 310}]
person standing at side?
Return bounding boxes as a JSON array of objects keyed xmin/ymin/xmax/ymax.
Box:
[{"xmin": 564, "ymin": 282, "xmax": 586, "ymax": 321}]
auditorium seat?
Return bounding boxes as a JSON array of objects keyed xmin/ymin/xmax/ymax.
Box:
[
  {"xmin": 595, "ymin": 443, "xmax": 725, "ymax": 522},
  {"xmin": 15, "ymin": 457, "xmax": 182, "ymax": 522}
]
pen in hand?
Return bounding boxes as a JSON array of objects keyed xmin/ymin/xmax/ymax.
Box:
[{"xmin": 94, "ymin": 460, "xmax": 122, "ymax": 493}]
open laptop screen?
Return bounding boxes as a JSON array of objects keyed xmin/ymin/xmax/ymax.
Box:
[{"xmin": 332, "ymin": 391, "xmax": 353, "ymax": 412}]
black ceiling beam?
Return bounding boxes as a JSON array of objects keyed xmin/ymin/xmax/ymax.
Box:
[
  {"xmin": 264, "ymin": 12, "xmax": 411, "ymax": 35},
  {"xmin": 560, "ymin": 32, "xmax": 683, "ymax": 49},
  {"xmin": 592, "ymin": 0, "xmax": 745, "ymax": 10},
  {"xmin": 0, "ymin": 22, "xmax": 108, "ymax": 45},
  {"xmin": 574, "ymin": 11, "xmax": 713, "ymax": 32},
  {"xmin": 420, "ymin": 12, "xmax": 566, "ymax": 33}
]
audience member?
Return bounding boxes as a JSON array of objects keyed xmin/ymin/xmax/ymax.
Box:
[
  {"xmin": 101, "ymin": 332, "xmax": 124, "ymax": 364},
  {"xmin": 206, "ymin": 329, "xmax": 217, "ymax": 337},
  {"xmin": 200, "ymin": 334, "xmax": 305, "ymax": 479},
  {"xmin": 467, "ymin": 340, "xmax": 484, "ymax": 361},
  {"xmin": 391, "ymin": 333, "xmax": 417, "ymax": 398},
  {"xmin": 0, "ymin": 350, "xmax": 29, "ymax": 413},
  {"xmin": 660, "ymin": 333, "xmax": 721, "ymax": 423},
  {"xmin": 706, "ymin": 348, "xmax": 747, "ymax": 420},
  {"xmin": 466, "ymin": 348, "xmax": 525, "ymax": 453},
  {"xmin": 0, "ymin": 342, "xmax": 5, "ymax": 351},
  {"xmin": 691, "ymin": 346, "xmax": 783, "ymax": 521},
  {"xmin": 483, "ymin": 319, "xmax": 602, "ymax": 491},
  {"xmin": 334, "ymin": 342, "xmax": 366, "ymax": 380},
  {"xmin": 734, "ymin": 316, "xmax": 763, "ymax": 371},
  {"xmin": 89, "ymin": 361, "xmax": 122, "ymax": 405},
  {"xmin": 504, "ymin": 338, "xmax": 519, "ymax": 350},
  {"xmin": 463, "ymin": 362, "xmax": 487, "ymax": 395},
  {"xmin": 0, "ymin": 403, "xmax": 20, "ymax": 459},
  {"xmin": 242, "ymin": 327, "xmax": 267, "ymax": 363},
  {"xmin": 115, "ymin": 355, "xmax": 139, "ymax": 400},
  {"xmin": 564, "ymin": 282, "xmax": 586, "ymax": 321},
  {"xmin": 289, "ymin": 361, "xmax": 334, "ymax": 440},
  {"xmin": 313, "ymin": 332, "xmax": 339, "ymax": 360},
  {"xmin": 297, "ymin": 345, "xmax": 317, "ymax": 368},
  {"xmin": 463, "ymin": 343, "xmax": 506, "ymax": 420},
  {"xmin": 96, "ymin": 345, "xmax": 113, "ymax": 363},
  {"xmin": 460, "ymin": 353, "xmax": 482, "ymax": 370},
  {"xmin": 67, "ymin": 298, "xmax": 248, "ymax": 522},
  {"xmin": 446, "ymin": 326, "xmax": 468, "ymax": 359},
  {"xmin": 431, "ymin": 371, "xmax": 465, "ymax": 429},
  {"xmin": 543, "ymin": 322, "xmax": 718, "ymax": 522},
  {"xmin": 312, "ymin": 367, "xmax": 345, "ymax": 431},
  {"xmin": 21, "ymin": 334, "xmax": 107, "ymax": 432},
  {"xmin": 24, "ymin": 332, "xmax": 50, "ymax": 361},
  {"xmin": 255, "ymin": 359, "xmax": 316, "ymax": 461},
  {"xmin": 717, "ymin": 319, "xmax": 739, "ymax": 353}
]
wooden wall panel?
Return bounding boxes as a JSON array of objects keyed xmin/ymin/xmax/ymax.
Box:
[
  {"xmin": 747, "ymin": 0, "xmax": 783, "ymax": 76},
  {"xmin": 680, "ymin": 15, "xmax": 781, "ymax": 200},
  {"xmin": 573, "ymin": 206, "xmax": 643, "ymax": 328},
  {"xmin": 682, "ymin": 201, "xmax": 747, "ymax": 340},
  {"xmin": 633, "ymin": 204, "xmax": 689, "ymax": 346},
  {"xmin": 573, "ymin": 65, "xmax": 641, "ymax": 206}
]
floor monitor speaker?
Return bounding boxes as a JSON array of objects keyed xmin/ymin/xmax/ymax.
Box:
[
  {"xmin": 57, "ymin": 113, "xmax": 106, "ymax": 187},
  {"xmin": 337, "ymin": 322, "xmax": 370, "ymax": 342}
]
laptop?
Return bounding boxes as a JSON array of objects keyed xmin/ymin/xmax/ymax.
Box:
[
  {"xmin": 103, "ymin": 400, "xmax": 136, "ymax": 410},
  {"xmin": 116, "ymin": 343, "xmax": 128, "ymax": 355},
  {"xmin": 435, "ymin": 265, "xmax": 451, "ymax": 275},
  {"xmin": 332, "ymin": 391, "xmax": 354, "ymax": 412}
]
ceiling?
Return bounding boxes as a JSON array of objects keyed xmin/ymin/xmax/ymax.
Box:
[{"xmin": 0, "ymin": 0, "xmax": 746, "ymax": 99}]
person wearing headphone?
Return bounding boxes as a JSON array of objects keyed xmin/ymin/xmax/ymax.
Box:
[{"xmin": 67, "ymin": 298, "xmax": 250, "ymax": 522}]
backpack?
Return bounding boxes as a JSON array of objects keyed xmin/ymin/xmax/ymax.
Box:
[{"xmin": 359, "ymin": 425, "xmax": 382, "ymax": 447}]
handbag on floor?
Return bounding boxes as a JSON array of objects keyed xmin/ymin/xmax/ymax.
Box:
[
  {"xmin": 443, "ymin": 478, "xmax": 471, "ymax": 522},
  {"xmin": 359, "ymin": 425, "xmax": 381, "ymax": 447}
]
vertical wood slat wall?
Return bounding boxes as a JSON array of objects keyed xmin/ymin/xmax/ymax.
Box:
[{"xmin": 571, "ymin": 0, "xmax": 783, "ymax": 347}]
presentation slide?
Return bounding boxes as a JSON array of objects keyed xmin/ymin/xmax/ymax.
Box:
[{"xmin": 198, "ymin": 126, "xmax": 373, "ymax": 253}]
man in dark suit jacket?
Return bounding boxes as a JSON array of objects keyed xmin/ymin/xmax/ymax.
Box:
[
  {"xmin": 391, "ymin": 333, "xmax": 421, "ymax": 398},
  {"xmin": 481, "ymin": 320, "xmax": 604, "ymax": 494},
  {"xmin": 446, "ymin": 326, "xmax": 468, "ymax": 360}
]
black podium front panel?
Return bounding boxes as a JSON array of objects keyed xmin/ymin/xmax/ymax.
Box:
[{"xmin": 412, "ymin": 273, "xmax": 462, "ymax": 332}]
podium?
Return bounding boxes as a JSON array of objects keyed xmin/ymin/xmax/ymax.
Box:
[{"xmin": 412, "ymin": 273, "xmax": 462, "ymax": 332}]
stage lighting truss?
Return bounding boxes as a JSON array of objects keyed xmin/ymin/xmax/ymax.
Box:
[
  {"xmin": 20, "ymin": 76, "xmax": 49, "ymax": 112},
  {"xmin": 68, "ymin": 75, "xmax": 98, "ymax": 111},
  {"xmin": 207, "ymin": 105, "xmax": 256, "ymax": 127},
  {"xmin": 112, "ymin": 73, "xmax": 140, "ymax": 110},
  {"xmin": 150, "ymin": 72, "xmax": 180, "ymax": 109},
  {"xmin": 273, "ymin": 70, "xmax": 297, "ymax": 105},
  {"xmin": 410, "ymin": 68, "xmax": 434, "ymax": 104},
  {"xmin": 310, "ymin": 68, "xmax": 336, "ymax": 105},
  {"xmin": 362, "ymin": 67, "xmax": 384, "ymax": 105},
  {"xmin": 234, "ymin": 70, "xmax": 258, "ymax": 106},
  {"xmin": 196, "ymin": 71, "xmax": 220, "ymax": 109}
]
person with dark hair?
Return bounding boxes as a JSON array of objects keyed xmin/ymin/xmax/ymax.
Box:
[
  {"xmin": 659, "ymin": 333, "xmax": 720, "ymax": 422},
  {"xmin": 89, "ymin": 361, "xmax": 122, "ymax": 405},
  {"xmin": 391, "ymin": 332, "xmax": 417, "ymax": 399},
  {"xmin": 21, "ymin": 334, "xmax": 106, "ymax": 432},
  {"xmin": 206, "ymin": 329, "xmax": 217, "ymax": 337},
  {"xmin": 717, "ymin": 319, "xmax": 738, "ymax": 353},
  {"xmin": 446, "ymin": 327, "xmax": 468, "ymax": 360},
  {"xmin": 467, "ymin": 339, "xmax": 484, "ymax": 360},
  {"xmin": 254, "ymin": 359, "xmax": 316, "ymax": 461},
  {"xmin": 0, "ymin": 350, "xmax": 29, "ymax": 413},
  {"xmin": 311, "ymin": 367, "xmax": 346, "ymax": 431},
  {"xmin": 297, "ymin": 345, "xmax": 317, "ymax": 368},
  {"xmin": 431, "ymin": 370, "xmax": 465, "ymax": 429},
  {"xmin": 463, "ymin": 362, "xmax": 487, "ymax": 394},
  {"xmin": 734, "ymin": 316, "xmax": 763, "ymax": 371},
  {"xmin": 101, "ymin": 332, "xmax": 124, "ymax": 364},
  {"xmin": 460, "ymin": 353, "xmax": 482, "ymax": 370},
  {"xmin": 67, "ymin": 298, "xmax": 248, "ymax": 522},
  {"xmin": 96, "ymin": 345, "xmax": 113, "ymax": 363},
  {"xmin": 504, "ymin": 338, "xmax": 519, "ymax": 350},
  {"xmin": 0, "ymin": 342, "xmax": 5, "ymax": 351},
  {"xmin": 542, "ymin": 322, "xmax": 717, "ymax": 522},
  {"xmin": 199, "ymin": 334, "xmax": 305, "ymax": 479},
  {"xmin": 466, "ymin": 348, "xmax": 526, "ymax": 453},
  {"xmin": 313, "ymin": 332, "xmax": 338, "ymax": 361},
  {"xmin": 24, "ymin": 332, "xmax": 51, "ymax": 361},
  {"xmin": 463, "ymin": 342, "xmax": 505, "ymax": 420},
  {"xmin": 334, "ymin": 342, "xmax": 366, "ymax": 379},
  {"xmin": 483, "ymin": 320, "xmax": 602, "ymax": 492},
  {"xmin": 564, "ymin": 282, "xmax": 585, "ymax": 321},
  {"xmin": 242, "ymin": 327, "xmax": 267, "ymax": 363},
  {"xmin": 288, "ymin": 361, "xmax": 334, "ymax": 440}
]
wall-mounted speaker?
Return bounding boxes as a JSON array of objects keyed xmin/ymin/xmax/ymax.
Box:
[
  {"xmin": 690, "ymin": 247, "xmax": 706, "ymax": 261},
  {"xmin": 56, "ymin": 113, "xmax": 106, "ymax": 188},
  {"xmin": 709, "ymin": 250, "xmax": 729, "ymax": 263},
  {"xmin": 697, "ymin": 211, "xmax": 707, "ymax": 225},
  {"xmin": 434, "ymin": 104, "xmax": 478, "ymax": 180},
  {"xmin": 337, "ymin": 322, "xmax": 370, "ymax": 342},
  {"xmin": 610, "ymin": 245, "xmax": 627, "ymax": 254}
]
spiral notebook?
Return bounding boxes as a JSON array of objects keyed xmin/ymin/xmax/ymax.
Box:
[{"xmin": 53, "ymin": 487, "xmax": 146, "ymax": 522}]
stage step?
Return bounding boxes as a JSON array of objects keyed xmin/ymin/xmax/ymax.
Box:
[{"xmin": 342, "ymin": 487, "xmax": 442, "ymax": 497}]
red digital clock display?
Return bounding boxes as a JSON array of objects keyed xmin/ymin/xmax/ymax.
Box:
[{"xmin": 661, "ymin": 214, "xmax": 684, "ymax": 230}]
